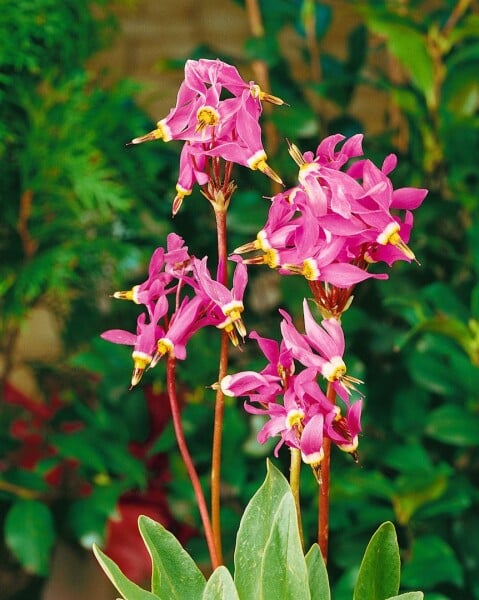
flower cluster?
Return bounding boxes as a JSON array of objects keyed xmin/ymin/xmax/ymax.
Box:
[
  {"xmin": 101, "ymin": 233, "xmax": 248, "ymax": 387},
  {"xmin": 128, "ymin": 58, "xmax": 285, "ymax": 214},
  {"xmin": 108, "ymin": 58, "xmax": 428, "ymax": 475},
  {"xmin": 221, "ymin": 300, "xmax": 362, "ymax": 478},
  {"xmin": 235, "ymin": 134, "xmax": 428, "ymax": 317}
]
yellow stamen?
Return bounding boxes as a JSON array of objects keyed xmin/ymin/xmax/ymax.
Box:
[
  {"xmin": 217, "ymin": 320, "xmax": 240, "ymax": 346},
  {"xmin": 322, "ymin": 356, "xmax": 347, "ymax": 382},
  {"xmin": 234, "ymin": 239, "xmax": 260, "ymax": 254},
  {"xmin": 302, "ymin": 259, "xmax": 320, "ymax": 281},
  {"xmin": 113, "ymin": 285, "xmax": 141, "ymax": 304},
  {"xmin": 248, "ymin": 151, "xmax": 283, "ymax": 185},
  {"xmin": 172, "ymin": 185, "xmax": 192, "ymax": 216},
  {"xmin": 130, "ymin": 352, "xmax": 152, "ymax": 388},
  {"xmin": 287, "ymin": 142, "xmax": 307, "ymax": 167},
  {"xmin": 377, "ymin": 222, "xmax": 417, "ymax": 262},
  {"xmin": 285, "ymin": 409, "xmax": 305, "ymax": 429},
  {"xmin": 221, "ymin": 310, "xmax": 246, "ymax": 339},
  {"xmin": 157, "ymin": 338, "xmax": 174, "ymax": 356},
  {"xmin": 128, "ymin": 121, "xmax": 172, "ymax": 145},
  {"xmin": 301, "ymin": 450, "xmax": 325, "ymax": 483},
  {"xmin": 196, "ymin": 106, "xmax": 220, "ymax": 132},
  {"xmin": 264, "ymin": 248, "xmax": 280, "ymax": 269},
  {"xmin": 250, "ymin": 84, "xmax": 287, "ymax": 106}
]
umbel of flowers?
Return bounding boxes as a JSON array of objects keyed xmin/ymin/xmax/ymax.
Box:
[{"xmin": 101, "ymin": 58, "xmax": 427, "ymax": 565}]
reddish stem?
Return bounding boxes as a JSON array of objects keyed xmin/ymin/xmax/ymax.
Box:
[
  {"xmin": 166, "ymin": 356, "xmax": 219, "ymax": 569},
  {"xmin": 318, "ymin": 381, "xmax": 336, "ymax": 563}
]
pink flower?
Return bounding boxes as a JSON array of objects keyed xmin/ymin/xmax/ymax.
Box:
[
  {"xmin": 128, "ymin": 58, "xmax": 285, "ymax": 212},
  {"xmin": 326, "ymin": 399, "xmax": 362, "ymax": 459},
  {"xmin": 172, "ymin": 144, "xmax": 210, "ymax": 215},
  {"xmin": 221, "ymin": 371, "xmax": 282, "ymax": 400},
  {"xmin": 150, "ymin": 295, "xmax": 205, "ymax": 366},
  {"xmin": 164, "ymin": 233, "xmax": 192, "ymax": 275},
  {"xmin": 236, "ymin": 133, "xmax": 428, "ymax": 294},
  {"xmin": 101, "ymin": 297, "xmax": 168, "ymax": 388},
  {"xmin": 193, "ymin": 257, "xmax": 248, "ymax": 345},
  {"xmin": 281, "ymin": 300, "xmax": 363, "ymax": 402},
  {"xmin": 112, "ymin": 247, "xmax": 167, "ymax": 310},
  {"xmin": 249, "ymin": 331, "xmax": 295, "ymax": 383}
]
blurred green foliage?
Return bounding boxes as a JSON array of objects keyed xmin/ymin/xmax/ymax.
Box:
[
  {"xmin": 1, "ymin": 1, "xmax": 479, "ymax": 600},
  {"xmin": 0, "ymin": 1, "xmax": 177, "ymax": 597}
]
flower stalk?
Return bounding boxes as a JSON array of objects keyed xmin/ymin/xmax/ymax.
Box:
[
  {"xmin": 290, "ymin": 447, "xmax": 304, "ymax": 550},
  {"xmin": 318, "ymin": 381, "xmax": 335, "ymax": 564},
  {"xmin": 211, "ymin": 203, "xmax": 229, "ymax": 566},
  {"xmin": 166, "ymin": 356, "xmax": 219, "ymax": 569}
]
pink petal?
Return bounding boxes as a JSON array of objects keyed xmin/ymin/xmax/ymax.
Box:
[
  {"xmin": 101, "ymin": 329, "xmax": 136, "ymax": 345},
  {"xmin": 320, "ymin": 262, "xmax": 388, "ymax": 288},
  {"xmin": 391, "ymin": 187, "xmax": 428, "ymax": 210}
]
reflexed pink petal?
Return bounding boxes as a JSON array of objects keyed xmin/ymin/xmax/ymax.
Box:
[
  {"xmin": 221, "ymin": 371, "xmax": 277, "ymax": 397},
  {"xmin": 319, "ymin": 262, "xmax": 388, "ymax": 288},
  {"xmin": 381, "ymin": 153, "xmax": 397, "ymax": 175},
  {"xmin": 300, "ymin": 414, "xmax": 324, "ymax": 462},
  {"xmin": 232, "ymin": 261, "xmax": 248, "ymax": 299},
  {"xmin": 101, "ymin": 330, "xmax": 136, "ymax": 345},
  {"xmin": 391, "ymin": 187, "xmax": 428, "ymax": 210}
]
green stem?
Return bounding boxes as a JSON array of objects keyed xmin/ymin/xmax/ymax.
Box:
[
  {"xmin": 210, "ymin": 205, "xmax": 229, "ymax": 565},
  {"xmin": 290, "ymin": 447, "xmax": 304, "ymax": 550},
  {"xmin": 166, "ymin": 356, "xmax": 219, "ymax": 569},
  {"xmin": 318, "ymin": 381, "xmax": 336, "ymax": 564}
]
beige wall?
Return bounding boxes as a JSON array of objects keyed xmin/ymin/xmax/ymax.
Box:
[
  {"xmin": 91, "ymin": 0, "xmax": 250, "ymax": 120},
  {"xmin": 90, "ymin": 0, "xmax": 388, "ymax": 133}
]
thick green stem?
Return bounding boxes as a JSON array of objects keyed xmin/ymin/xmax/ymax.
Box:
[
  {"xmin": 210, "ymin": 206, "xmax": 229, "ymax": 565},
  {"xmin": 166, "ymin": 357, "xmax": 219, "ymax": 569},
  {"xmin": 290, "ymin": 447, "xmax": 304, "ymax": 550},
  {"xmin": 318, "ymin": 381, "xmax": 336, "ymax": 563}
]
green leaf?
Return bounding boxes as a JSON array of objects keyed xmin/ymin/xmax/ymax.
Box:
[
  {"xmin": 383, "ymin": 443, "xmax": 432, "ymax": 473},
  {"xmin": 305, "ymin": 543, "xmax": 330, "ymax": 600},
  {"xmin": 50, "ymin": 430, "xmax": 108, "ymax": 471},
  {"xmin": 386, "ymin": 594, "xmax": 424, "ymax": 600},
  {"xmin": 448, "ymin": 14, "xmax": 479, "ymax": 45},
  {"xmin": 367, "ymin": 16, "xmax": 434, "ymax": 106},
  {"xmin": 234, "ymin": 460, "xmax": 310, "ymax": 600},
  {"xmin": 138, "ymin": 515, "xmax": 206, "ymax": 600},
  {"xmin": 5, "ymin": 500, "xmax": 55, "ymax": 576},
  {"xmin": 93, "ymin": 544, "xmax": 160, "ymax": 600},
  {"xmin": 401, "ymin": 535, "xmax": 463, "ymax": 588},
  {"xmin": 353, "ymin": 522, "xmax": 400, "ymax": 600},
  {"xmin": 406, "ymin": 348, "xmax": 458, "ymax": 396},
  {"xmin": 425, "ymin": 404, "xmax": 479, "ymax": 447},
  {"xmin": 470, "ymin": 284, "xmax": 479, "ymax": 319},
  {"xmin": 68, "ymin": 483, "xmax": 127, "ymax": 548},
  {"xmin": 442, "ymin": 61, "xmax": 479, "ymax": 118},
  {"xmin": 202, "ymin": 566, "xmax": 239, "ymax": 600},
  {"xmin": 392, "ymin": 470, "xmax": 448, "ymax": 525}
]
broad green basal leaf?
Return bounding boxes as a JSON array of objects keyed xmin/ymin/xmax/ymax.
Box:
[
  {"xmin": 353, "ymin": 521, "xmax": 400, "ymax": 600},
  {"xmin": 305, "ymin": 543, "xmax": 330, "ymax": 600},
  {"xmin": 386, "ymin": 594, "xmax": 424, "ymax": 600},
  {"xmin": 138, "ymin": 515, "xmax": 206, "ymax": 600},
  {"xmin": 93, "ymin": 545, "xmax": 160, "ymax": 600},
  {"xmin": 202, "ymin": 566, "xmax": 239, "ymax": 600},
  {"xmin": 234, "ymin": 460, "xmax": 310, "ymax": 600}
]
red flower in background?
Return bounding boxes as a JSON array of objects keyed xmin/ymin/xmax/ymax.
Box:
[
  {"xmin": 103, "ymin": 384, "xmax": 196, "ymax": 584},
  {"xmin": 4, "ymin": 380, "xmax": 194, "ymax": 584}
]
